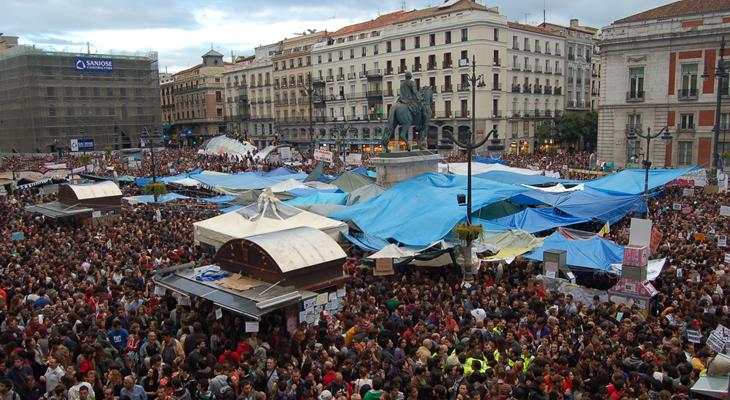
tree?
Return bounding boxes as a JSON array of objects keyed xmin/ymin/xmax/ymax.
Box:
[
  {"xmin": 536, "ymin": 111, "xmax": 598, "ymax": 151},
  {"xmin": 78, "ymin": 153, "xmax": 91, "ymax": 166},
  {"xmin": 144, "ymin": 182, "xmax": 167, "ymax": 203}
]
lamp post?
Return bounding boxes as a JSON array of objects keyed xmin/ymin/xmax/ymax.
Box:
[
  {"xmin": 300, "ymin": 72, "xmax": 320, "ymax": 150},
  {"xmin": 142, "ymin": 127, "xmax": 160, "ymax": 202},
  {"xmin": 701, "ymin": 35, "xmax": 728, "ymax": 185},
  {"xmin": 334, "ymin": 119, "xmax": 352, "ymax": 169},
  {"xmin": 626, "ymin": 126, "xmax": 672, "ymax": 213}
]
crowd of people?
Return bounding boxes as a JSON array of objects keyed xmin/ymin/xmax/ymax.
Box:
[{"xmin": 0, "ymin": 146, "xmax": 721, "ymax": 400}]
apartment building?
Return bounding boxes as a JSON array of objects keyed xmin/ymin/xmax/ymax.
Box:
[
  {"xmin": 223, "ymin": 56, "xmax": 254, "ymax": 136},
  {"xmin": 505, "ymin": 22, "xmax": 566, "ymax": 153},
  {"xmin": 312, "ymin": 0, "xmax": 508, "ymax": 153},
  {"xmin": 160, "ymin": 72, "xmax": 174, "ymax": 125},
  {"xmin": 597, "ymin": 0, "xmax": 730, "ymax": 168},
  {"xmin": 591, "ymin": 38, "xmax": 602, "ymax": 112},
  {"xmin": 172, "ymin": 50, "xmax": 229, "ymax": 143},
  {"xmin": 272, "ymin": 32, "xmax": 327, "ymax": 147}
]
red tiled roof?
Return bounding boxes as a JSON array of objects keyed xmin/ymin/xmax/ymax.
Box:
[
  {"xmin": 615, "ymin": 0, "xmax": 730, "ymax": 23},
  {"xmin": 508, "ymin": 22, "xmax": 564, "ymax": 38},
  {"xmin": 332, "ymin": 0, "xmax": 490, "ymax": 37}
]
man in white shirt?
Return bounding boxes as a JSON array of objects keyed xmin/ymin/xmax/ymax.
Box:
[{"xmin": 40, "ymin": 357, "xmax": 64, "ymax": 393}]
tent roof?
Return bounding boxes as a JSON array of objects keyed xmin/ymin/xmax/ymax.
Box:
[
  {"xmin": 240, "ymin": 227, "xmax": 347, "ymax": 273},
  {"xmin": 441, "ymin": 162, "xmax": 545, "ymax": 176},
  {"xmin": 476, "ymin": 171, "xmax": 578, "ymax": 186},
  {"xmin": 584, "ymin": 167, "xmax": 699, "ymax": 195},
  {"xmin": 523, "ymin": 231, "xmax": 624, "ymax": 271},
  {"xmin": 330, "ymin": 173, "xmax": 528, "ymax": 247},
  {"xmin": 286, "ymin": 192, "xmax": 349, "ymax": 206},
  {"xmin": 485, "ymin": 207, "xmax": 592, "ymax": 234},
  {"xmin": 201, "ymin": 135, "xmax": 256, "ymax": 159},
  {"xmin": 331, "ymin": 171, "xmax": 375, "ymax": 192},
  {"xmin": 64, "ymin": 181, "xmax": 122, "ymax": 200},
  {"xmin": 514, "ymin": 188, "xmax": 647, "ymax": 224},
  {"xmin": 25, "ymin": 201, "xmax": 94, "ymax": 219},
  {"xmin": 346, "ymin": 183, "xmax": 386, "ymax": 206}
]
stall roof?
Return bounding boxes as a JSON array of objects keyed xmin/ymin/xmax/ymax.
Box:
[
  {"xmin": 65, "ymin": 180, "xmax": 122, "ymax": 200},
  {"xmin": 154, "ymin": 265, "xmax": 317, "ymax": 320},
  {"xmin": 243, "ymin": 227, "xmax": 347, "ymax": 273},
  {"xmin": 25, "ymin": 201, "xmax": 94, "ymax": 219}
]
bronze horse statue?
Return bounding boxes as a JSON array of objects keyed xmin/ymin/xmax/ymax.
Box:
[{"xmin": 380, "ymin": 87, "xmax": 433, "ymax": 152}]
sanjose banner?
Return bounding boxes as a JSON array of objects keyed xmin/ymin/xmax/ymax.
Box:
[{"xmin": 74, "ymin": 57, "xmax": 113, "ymax": 72}]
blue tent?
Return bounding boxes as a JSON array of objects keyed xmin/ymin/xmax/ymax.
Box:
[
  {"xmin": 128, "ymin": 193, "xmax": 189, "ymax": 203},
  {"xmin": 134, "ymin": 168, "xmax": 204, "ymax": 187},
  {"xmin": 195, "ymin": 195, "xmax": 237, "ymax": 204},
  {"xmin": 286, "ymin": 192, "xmax": 349, "ymax": 206},
  {"xmin": 343, "ymin": 233, "xmax": 391, "ymax": 251},
  {"xmin": 474, "ymin": 156, "xmax": 505, "ymax": 165},
  {"xmin": 191, "ymin": 171, "xmax": 307, "ymax": 190},
  {"xmin": 477, "ymin": 171, "xmax": 581, "ymax": 186},
  {"xmin": 514, "ymin": 188, "xmax": 647, "ymax": 224},
  {"xmin": 584, "ymin": 167, "xmax": 698, "ymax": 195},
  {"xmin": 486, "ymin": 208, "xmax": 592, "ymax": 233},
  {"xmin": 523, "ymin": 231, "xmax": 624, "ymax": 271},
  {"xmin": 329, "ymin": 173, "xmax": 528, "ymax": 247},
  {"xmin": 287, "ymin": 187, "xmax": 341, "ymax": 198},
  {"xmin": 265, "ymin": 167, "xmax": 298, "ymax": 177}
]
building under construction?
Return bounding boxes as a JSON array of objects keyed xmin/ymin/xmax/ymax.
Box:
[{"xmin": 0, "ymin": 39, "xmax": 160, "ymax": 153}]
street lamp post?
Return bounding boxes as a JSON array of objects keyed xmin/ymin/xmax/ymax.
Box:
[
  {"xmin": 626, "ymin": 126, "xmax": 672, "ymax": 213},
  {"xmin": 301, "ymin": 72, "xmax": 319, "ymax": 150},
  {"xmin": 143, "ymin": 127, "xmax": 160, "ymax": 202},
  {"xmin": 702, "ymin": 35, "xmax": 728, "ymax": 185}
]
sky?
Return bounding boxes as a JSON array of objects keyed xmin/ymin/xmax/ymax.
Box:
[{"xmin": 4, "ymin": 0, "xmax": 672, "ymax": 73}]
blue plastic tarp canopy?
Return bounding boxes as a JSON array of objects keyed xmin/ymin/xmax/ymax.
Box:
[
  {"xmin": 287, "ymin": 187, "xmax": 341, "ymax": 198},
  {"xmin": 195, "ymin": 195, "xmax": 237, "ymax": 204},
  {"xmin": 129, "ymin": 193, "xmax": 189, "ymax": 203},
  {"xmin": 523, "ymin": 231, "xmax": 624, "ymax": 271},
  {"xmin": 487, "ymin": 207, "xmax": 592, "ymax": 234},
  {"xmin": 329, "ymin": 173, "xmax": 528, "ymax": 247},
  {"xmin": 191, "ymin": 171, "xmax": 307, "ymax": 190},
  {"xmin": 584, "ymin": 167, "xmax": 699, "ymax": 195},
  {"xmin": 286, "ymin": 192, "xmax": 349, "ymax": 206},
  {"xmin": 265, "ymin": 167, "xmax": 298, "ymax": 177},
  {"xmin": 475, "ymin": 156, "xmax": 505, "ymax": 165},
  {"xmin": 135, "ymin": 168, "xmax": 204, "ymax": 187},
  {"xmin": 514, "ymin": 188, "xmax": 647, "ymax": 224},
  {"xmin": 477, "ymin": 171, "xmax": 581, "ymax": 186},
  {"xmin": 343, "ymin": 233, "xmax": 391, "ymax": 251},
  {"xmin": 221, "ymin": 205, "xmax": 244, "ymax": 213}
]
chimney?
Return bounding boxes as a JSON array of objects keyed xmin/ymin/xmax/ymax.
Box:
[{"xmin": 570, "ymin": 19, "xmax": 579, "ymax": 28}]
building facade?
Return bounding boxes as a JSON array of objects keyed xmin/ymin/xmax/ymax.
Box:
[
  {"xmin": 597, "ymin": 0, "xmax": 730, "ymax": 168},
  {"xmin": 0, "ymin": 43, "xmax": 160, "ymax": 153},
  {"xmin": 591, "ymin": 37, "xmax": 602, "ymax": 112},
  {"xmin": 272, "ymin": 32, "xmax": 327, "ymax": 148},
  {"xmin": 172, "ymin": 50, "xmax": 228, "ymax": 143},
  {"xmin": 160, "ymin": 72, "xmax": 174, "ymax": 125},
  {"xmin": 505, "ymin": 22, "xmax": 566, "ymax": 153},
  {"xmin": 0, "ymin": 35, "xmax": 18, "ymax": 51}
]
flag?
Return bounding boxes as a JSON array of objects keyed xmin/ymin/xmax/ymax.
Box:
[{"xmin": 598, "ymin": 222, "xmax": 610, "ymax": 237}]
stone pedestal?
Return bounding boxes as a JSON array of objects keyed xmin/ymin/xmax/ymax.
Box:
[{"xmin": 371, "ymin": 151, "xmax": 442, "ymax": 188}]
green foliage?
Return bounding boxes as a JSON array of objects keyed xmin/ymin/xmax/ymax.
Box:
[
  {"xmin": 144, "ymin": 182, "xmax": 167, "ymax": 197},
  {"xmin": 104, "ymin": 146, "xmax": 113, "ymax": 156},
  {"xmin": 78, "ymin": 153, "xmax": 91, "ymax": 165},
  {"xmin": 455, "ymin": 224, "xmax": 482, "ymax": 242},
  {"xmin": 536, "ymin": 111, "xmax": 598, "ymax": 151}
]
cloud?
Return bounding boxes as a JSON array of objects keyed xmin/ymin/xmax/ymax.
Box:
[{"xmin": 8, "ymin": 0, "xmax": 674, "ymax": 73}]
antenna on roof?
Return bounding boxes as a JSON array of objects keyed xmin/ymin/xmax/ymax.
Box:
[
  {"xmin": 543, "ymin": 0, "xmax": 546, "ymax": 25},
  {"xmin": 86, "ymin": 41, "xmax": 90, "ymax": 55},
  {"xmin": 402, "ymin": 0, "xmax": 406, "ymax": 11},
  {"xmin": 522, "ymin": 12, "xmax": 529, "ymax": 24}
]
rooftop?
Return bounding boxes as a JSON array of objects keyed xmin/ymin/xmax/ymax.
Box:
[
  {"xmin": 203, "ymin": 49, "xmax": 224, "ymax": 57},
  {"xmin": 508, "ymin": 22, "xmax": 564, "ymax": 38},
  {"xmin": 615, "ymin": 0, "xmax": 730, "ymax": 23}
]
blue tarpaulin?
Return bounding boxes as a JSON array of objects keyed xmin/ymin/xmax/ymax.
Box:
[
  {"xmin": 286, "ymin": 192, "xmax": 349, "ymax": 206},
  {"xmin": 486, "ymin": 208, "xmax": 592, "ymax": 233},
  {"xmin": 191, "ymin": 171, "xmax": 307, "ymax": 190},
  {"xmin": 329, "ymin": 173, "xmax": 528, "ymax": 246},
  {"xmin": 514, "ymin": 188, "xmax": 647, "ymax": 224},
  {"xmin": 196, "ymin": 195, "xmax": 237, "ymax": 204},
  {"xmin": 477, "ymin": 171, "xmax": 581, "ymax": 186},
  {"xmin": 523, "ymin": 231, "xmax": 624, "ymax": 271},
  {"xmin": 135, "ymin": 168, "xmax": 204, "ymax": 187},
  {"xmin": 343, "ymin": 233, "xmax": 391, "ymax": 251},
  {"xmin": 584, "ymin": 167, "xmax": 699, "ymax": 195},
  {"xmin": 265, "ymin": 167, "xmax": 298, "ymax": 177},
  {"xmin": 221, "ymin": 205, "xmax": 244, "ymax": 213},
  {"xmin": 475, "ymin": 156, "xmax": 505, "ymax": 165},
  {"xmin": 128, "ymin": 193, "xmax": 189, "ymax": 203}
]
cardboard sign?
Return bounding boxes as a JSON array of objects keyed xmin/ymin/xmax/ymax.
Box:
[
  {"xmin": 695, "ymin": 232, "xmax": 706, "ymax": 242},
  {"xmin": 650, "ymin": 228, "xmax": 663, "ymax": 254},
  {"xmin": 719, "ymin": 236, "xmax": 727, "ymax": 248},
  {"xmin": 315, "ymin": 292, "xmax": 328, "ymax": 306},
  {"xmin": 336, "ymin": 287, "xmax": 346, "ymax": 298},
  {"xmin": 313, "ymin": 149, "xmax": 334, "ymax": 163},
  {"xmin": 708, "ymin": 331, "xmax": 726, "ymax": 353},
  {"xmin": 374, "ymin": 258, "xmax": 395, "ymax": 276},
  {"xmin": 303, "ymin": 298, "xmax": 316, "ymax": 310},
  {"xmin": 345, "ymin": 153, "xmax": 362, "ymax": 165},
  {"xmin": 92, "ymin": 211, "xmax": 102, "ymax": 218},
  {"xmin": 279, "ymin": 146, "xmax": 292, "ymax": 161},
  {"xmin": 683, "ymin": 188, "xmax": 695, "ymax": 197},
  {"xmin": 687, "ymin": 329, "xmax": 702, "ymax": 344},
  {"xmin": 153, "ymin": 286, "xmax": 166, "ymax": 296},
  {"xmin": 725, "ymin": 253, "xmax": 730, "ymax": 264},
  {"xmin": 673, "ymin": 203, "xmax": 682, "ymax": 211},
  {"xmin": 629, "ymin": 218, "xmax": 653, "ymax": 248},
  {"xmin": 682, "ymin": 207, "xmax": 692, "ymax": 215},
  {"xmin": 245, "ymin": 321, "xmax": 259, "ymax": 333},
  {"xmin": 721, "ymin": 206, "xmax": 730, "ymax": 217},
  {"xmin": 11, "ymin": 232, "xmax": 24, "ymax": 241}
]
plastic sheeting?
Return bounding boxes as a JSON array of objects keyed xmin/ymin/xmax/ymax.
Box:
[
  {"xmin": 440, "ymin": 162, "xmax": 544, "ymax": 176},
  {"xmin": 286, "ymin": 192, "xmax": 349, "ymax": 206},
  {"xmin": 515, "ymin": 188, "xmax": 647, "ymax": 224},
  {"xmin": 346, "ymin": 184, "xmax": 386, "ymax": 206},
  {"xmin": 343, "ymin": 233, "xmax": 391, "ymax": 251},
  {"xmin": 124, "ymin": 193, "xmax": 189, "ymax": 204},
  {"xmin": 200, "ymin": 136, "xmax": 256, "ymax": 160},
  {"xmin": 196, "ymin": 195, "xmax": 236, "ymax": 204},
  {"xmin": 474, "ymin": 156, "xmax": 505, "ymax": 165},
  {"xmin": 329, "ymin": 173, "xmax": 528, "ymax": 247},
  {"xmin": 191, "ymin": 171, "xmax": 307, "ymax": 191},
  {"xmin": 331, "ymin": 171, "xmax": 375, "ymax": 193},
  {"xmin": 474, "ymin": 229, "xmax": 544, "ymax": 253},
  {"xmin": 523, "ymin": 231, "xmax": 624, "ymax": 271},
  {"xmin": 486, "ymin": 208, "xmax": 592, "ymax": 233},
  {"xmin": 584, "ymin": 167, "xmax": 699, "ymax": 195},
  {"xmin": 476, "ymin": 171, "xmax": 579, "ymax": 186}
]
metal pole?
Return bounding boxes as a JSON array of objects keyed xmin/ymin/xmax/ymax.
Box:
[
  {"xmin": 308, "ymin": 73, "xmax": 314, "ymax": 150},
  {"xmin": 713, "ymin": 36, "xmax": 726, "ymax": 183},
  {"xmin": 467, "ymin": 55, "xmax": 477, "ymax": 225},
  {"xmin": 644, "ymin": 134, "xmax": 651, "ymax": 207}
]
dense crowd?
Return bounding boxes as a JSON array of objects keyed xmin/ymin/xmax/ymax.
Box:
[{"xmin": 0, "ymin": 146, "xmax": 722, "ymax": 400}]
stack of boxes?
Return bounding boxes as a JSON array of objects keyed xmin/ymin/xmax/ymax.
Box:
[{"xmin": 609, "ymin": 218, "xmax": 659, "ymax": 312}]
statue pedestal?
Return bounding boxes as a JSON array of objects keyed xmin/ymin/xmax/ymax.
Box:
[{"xmin": 371, "ymin": 151, "xmax": 442, "ymax": 188}]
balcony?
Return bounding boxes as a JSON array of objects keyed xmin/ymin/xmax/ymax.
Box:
[
  {"xmin": 567, "ymin": 100, "xmax": 576, "ymax": 108},
  {"xmin": 544, "ymin": 86, "xmax": 553, "ymax": 95},
  {"xmin": 492, "ymin": 111, "xmax": 502, "ymax": 118},
  {"xmin": 555, "ymin": 87, "xmax": 562, "ymax": 95},
  {"xmin": 412, "ymin": 64, "xmax": 422, "ymax": 72},
  {"xmin": 534, "ymin": 65, "xmax": 543, "ymax": 73},
  {"xmin": 534, "ymin": 85, "xmax": 543, "ymax": 94},
  {"xmin": 523, "ymin": 111, "xmax": 531, "ymax": 117},
  {"xmin": 556, "ymin": 50, "xmax": 562, "ymax": 56},
  {"xmin": 347, "ymin": 72, "xmax": 357, "ymax": 80},
  {"xmin": 678, "ymin": 88, "xmax": 699, "ymax": 100},
  {"xmin": 384, "ymin": 89, "xmax": 395, "ymax": 97},
  {"xmin": 545, "ymin": 110, "xmax": 552, "ymax": 117},
  {"xmin": 592, "ymin": 69, "xmax": 599, "ymax": 77},
  {"xmin": 366, "ymin": 69, "xmax": 382, "ymax": 78},
  {"xmin": 522, "ymin": 86, "xmax": 532, "ymax": 94},
  {"xmin": 591, "ymin": 88, "xmax": 598, "ymax": 96},
  {"xmin": 511, "ymin": 85, "xmax": 521, "ymax": 93},
  {"xmin": 441, "ymin": 84, "xmax": 454, "ymax": 93},
  {"xmin": 677, "ymin": 123, "xmax": 696, "ymax": 133},
  {"xmin": 337, "ymin": 74, "xmax": 345, "ymax": 81},
  {"xmin": 325, "ymin": 76, "xmax": 334, "ymax": 82},
  {"xmin": 512, "ymin": 44, "xmax": 519, "ymax": 50},
  {"xmin": 492, "ymin": 83, "xmax": 502, "ymax": 91},
  {"xmin": 289, "ymin": 99, "xmax": 297, "ymax": 106},
  {"xmin": 534, "ymin": 110, "xmax": 542, "ymax": 117},
  {"xmin": 366, "ymin": 90, "xmax": 383, "ymax": 97},
  {"xmin": 458, "ymin": 58, "xmax": 469, "ymax": 67},
  {"xmin": 510, "ymin": 111, "xmax": 521, "ymax": 118},
  {"xmin": 524, "ymin": 45, "xmax": 531, "ymax": 52},
  {"xmin": 280, "ymin": 81, "xmax": 288, "ymax": 88},
  {"xmin": 554, "ymin": 110, "xmax": 562, "ymax": 118},
  {"xmin": 555, "ymin": 68, "xmax": 563, "ymax": 76},
  {"xmin": 398, "ymin": 66, "xmax": 408, "ymax": 74},
  {"xmin": 626, "ymin": 91, "xmax": 645, "ymax": 102},
  {"xmin": 493, "ymin": 58, "xmax": 501, "ymax": 67},
  {"xmin": 427, "ymin": 63, "xmax": 437, "ymax": 71},
  {"xmin": 568, "ymin": 54, "xmax": 575, "ymax": 61},
  {"xmin": 512, "ymin": 63, "xmax": 521, "ymax": 71},
  {"xmin": 359, "ymin": 71, "xmax": 367, "ymax": 78},
  {"xmin": 457, "ymin": 84, "xmax": 470, "ymax": 92},
  {"xmin": 545, "ymin": 49, "xmax": 552, "ymax": 55},
  {"xmin": 523, "ymin": 64, "xmax": 533, "ymax": 72},
  {"xmin": 625, "ymin": 124, "xmax": 642, "ymax": 135},
  {"xmin": 434, "ymin": 111, "xmax": 454, "ymax": 119},
  {"xmin": 442, "ymin": 60, "xmax": 453, "ymax": 69}
]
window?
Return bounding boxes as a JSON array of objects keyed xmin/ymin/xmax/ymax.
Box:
[
  {"xmin": 445, "ymin": 31, "xmax": 451, "ymax": 44},
  {"xmin": 374, "ymin": 44, "xmax": 379, "ymax": 55},
  {"xmin": 628, "ymin": 67, "xmax": 644, "ymax": 98},
  {"xmin": 400, "ymin": 39, "xmax": 406, "ymax": 51},
  {"xmin": 494, "ymin": 28, "xmax": 499, "ymax": 41},
  {"xmin": 680, "ymin": 113, "xmax": 695, "ymax": 130},
  {"xmin": 46, "ymin": 87, "xmax": 55, "ymax": 97},
  {"xmin": 48, "ymin": 107, "xmax": 56, "ymax": 116},
  {"xmin": 680, "ymin": 64, "xmax": 698, "ymax": 97},
  {"xmin": 339, "ymin": 50, "xmax": 343, "ymax": 61},
  {"xmin": 535, "ymin": 40, "xmax": 540, "ymax": 52},
  {"xmin": 414, "ymin": 36, "xmax": 420, "ymax": 49},
  {"xmin": 350, "ymin": 49, "xmax": 355, "ymax": 59},
  {"xmin": 512, "ymin": 36, "xmax": 519, "ymax": 49},
  {"xmin": 317, "ymin": 55, "xmax": 322, "ymax": 64},
  {"xmin": 627, "ymin": 139, "xmax": 641, "ymax": 163},
  {"xmin": 461, "ymin": 28, "xmax": 468, "ymax": 42},
  {"xmin": 429, "ymin": 34, "xmax": 436, "ymax": 46},
  {"xmin": 361, "ymin": 46, "xmax": 366, "ymax": 57},
  {"xmin": 386, "ymin": 41, "xmax": 392, "ymax": 53},
  {"xmin": 328, "ymin": 53, "xmax": 332, "ymax": 62},
  {"xmin": 524, "ymin": 38, "xmax": 529, "ymax": 51},
  {"xmin": 678, "ymin": 141, "xmax": 693, "ymax": 165}
]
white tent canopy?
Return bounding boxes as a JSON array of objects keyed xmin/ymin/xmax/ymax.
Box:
[
  {"xmin": 66, "ymin": 181, "xmax": 122, "ymax": 199},
  {"xmin": 200, "ymin": 135, "xmax": 256, "ymax": 160},
  {"xmin": 439, "ymin": 162, "xmax": 546, "ymax": 176}
]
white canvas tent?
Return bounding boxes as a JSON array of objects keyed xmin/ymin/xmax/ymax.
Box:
[
  {"xmin": 200, "ymin": 136, "xmax": 256, "ymax": 160},
  {"xmin": 193, "ymin": 190, "xmax": 347, "ymax": 249}
]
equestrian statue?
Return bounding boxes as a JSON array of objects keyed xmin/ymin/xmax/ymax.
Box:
[{"xmin": 380, "ymin": 71, "xmax": 433, "ymax": 152}]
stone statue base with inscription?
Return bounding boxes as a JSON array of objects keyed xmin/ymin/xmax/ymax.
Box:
[{"xmin": 371, "ymin": 151, "xmax": 442, "ymax": 188}]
